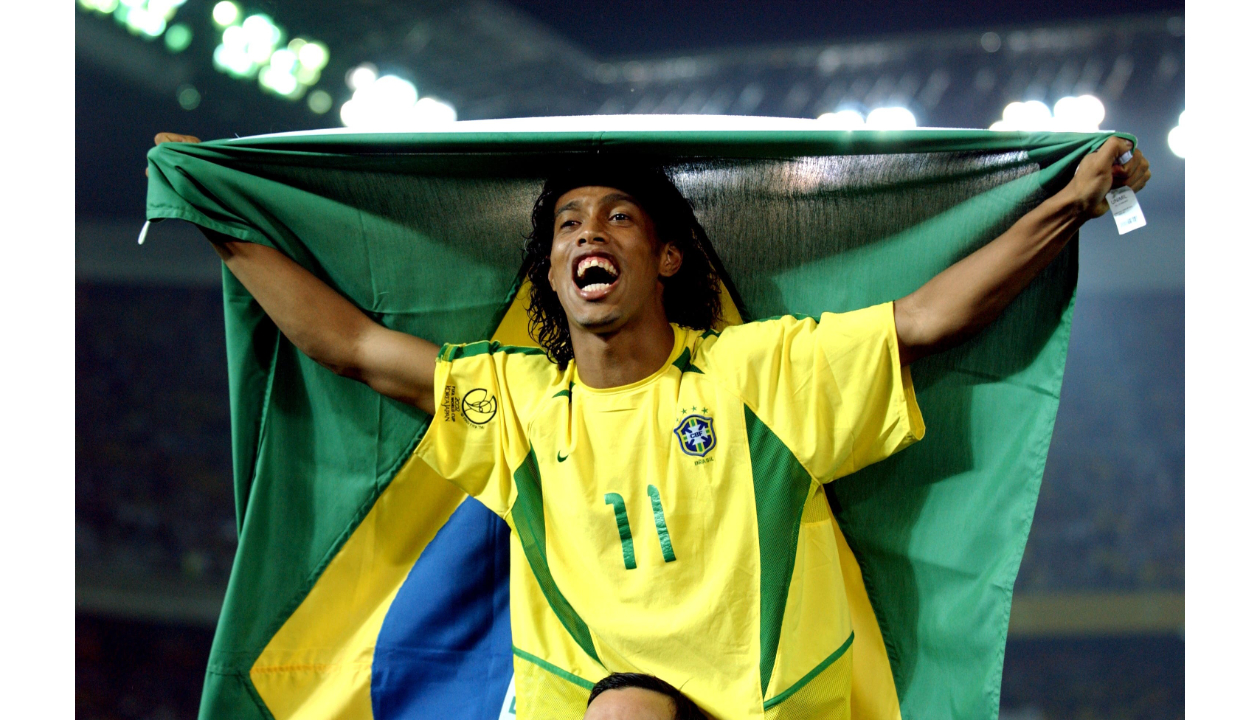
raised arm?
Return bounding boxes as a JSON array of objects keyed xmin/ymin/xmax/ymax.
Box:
[
  {"xmin": 211, "ymin": 238, "xmax": 439, "ymax": 413},
  {"xmin": 153, "ymin": 134, "xmax": 439, "ymax": 414},
  {"xmin": 893, "ymin": 136, "xmax": 1151, "ymax": 364}
]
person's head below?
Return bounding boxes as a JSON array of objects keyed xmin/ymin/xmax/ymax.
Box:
[
  {"xmin": 523, "ymin": 159, "xmax": 725, "ymax": 365},
  {"xmin": 583, "ymin": 672, "xmax": 707, "ymax": 720}
]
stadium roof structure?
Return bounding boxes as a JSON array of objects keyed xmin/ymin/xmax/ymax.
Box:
[
  {"xmin": 78, "ymin": 3, "xmax": 1182, "ymax": 128},
  {"xmin": 76, "ymin": 3, "xmax": 1183, "ymax": 217}
]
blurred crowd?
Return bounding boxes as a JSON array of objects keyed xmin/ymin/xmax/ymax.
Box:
[
  {"xmin": 1018, "ymin": 292, "xmax": 1184, "ymax": 593},
  {"xmin": 76, "ymin": 285, "xmax": 237, "ymax": 586},
  {"xmin": 75, "ymin": 616, "xmax": 1181, "ymax": 720}
]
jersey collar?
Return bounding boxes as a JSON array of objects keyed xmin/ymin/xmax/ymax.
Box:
[{"xmin": 572, "ymin": 324, "xmax": 689, "ymax": 395}]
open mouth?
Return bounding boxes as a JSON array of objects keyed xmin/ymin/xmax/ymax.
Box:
[{"xmin": 572, "ymin": 254, "xmax": 621, "ymax": 299}]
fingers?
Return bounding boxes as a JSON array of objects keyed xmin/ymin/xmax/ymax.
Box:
[
  {"xmin": 149, "ymin": 132, "xmax": 201, "ymax": 177},
  {"xmin": 1093, "ymin": 135, "xmax": 1134, "ymax": 167},
  {"xmin": 153, "ymin": 132, "xmax": 201, "ymax": 145},
  {"xmin": 1121, "ymin": 149, "xmax": 1152, "ymax": 192}
]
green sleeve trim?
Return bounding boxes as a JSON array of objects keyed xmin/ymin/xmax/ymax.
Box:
[
  {"xmin": 441, "ymin": 340, "xmax": 548, "ymax": 362},
  {"xmin": 744, "ymin": 405, "xmax": 816, "ymax": 696},
  {"xmin": 671, "ymin": 347, "xmax": 705, "ymax": 375},
  {"xmin": 744, "ymin": 312, "xmax": 817, "ymax": 326},
  {"xmin": 762, "ymin": 631, "xmax": 855, "ymax": 710},
  {"xmin": 511, "ymin": 450, "xmax": 603, "ymax": 663},
  {"xmin": 646, "ymin": 485, "xmax": 677, "ymax": 563},
  {"xmin": 511, "ymin": 646, "xmax": 597, "ymax": 691},
  {"xmin": 603, "ymin": 493, "xmax": 638, "ymax": 570}
]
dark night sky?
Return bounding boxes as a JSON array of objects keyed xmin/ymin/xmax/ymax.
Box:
[{"xmin": 500, "ymin": 0, "xmax": 1184, "ymax": 54}]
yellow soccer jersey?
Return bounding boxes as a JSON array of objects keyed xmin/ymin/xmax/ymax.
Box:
[{"xmin": 417, "ymin": 302, "xmax": 924, "ymax": 719}]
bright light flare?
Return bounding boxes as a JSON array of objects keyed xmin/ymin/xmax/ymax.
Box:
[
  {"xmin": 213, "ymin": 42, "xmax": 254, "ymax": 77},
  {"xmin": 993, "ymin": 95, "xmax": 1106, "ymax": 132},
  {"xmin": 817, "ymin": 109, "xmax": 865, "ymax": 129},
  {"xmin": 269, "ymin": 49, "xmax": 297, "ymax": 73},
  {"xmin": 1168, "ymin": 110, "xmax": 1185, "ymax": 158},
  {"xmin": 298, "ymin": 42, "xmax": 329, "ymax": 70},
  {"xmin": 125, "ymin": 6, "xmax": 167, "ymax": 37},
  {"xmin": 347, "ymin": 64, "xmax": 378, "ymax": 91},
  {"xmin": 414, "ymin": 97, "xmax": 458, "ymax": 124},
  {"xmin": 260, "ymin": 66, "xmax": 299, "ymax": 96},
  {"xmin": 242, "ymin": 14, "xmax": 281, "ymax": 45},
  {"xmin": 865, "ymin": 106, "xmax": 917, "ymax": 130},
  {"xmin": 212, "ymin": 1, "xmax": 239, "ymax": 26},
  {"xmin": 340, "ymin": 74, "xmax": 457, "ymax": 129}
]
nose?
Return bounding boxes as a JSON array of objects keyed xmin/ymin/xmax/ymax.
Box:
[{"xmin": 576, "ymin": 225, "xmax": 607, "ymax": 246}]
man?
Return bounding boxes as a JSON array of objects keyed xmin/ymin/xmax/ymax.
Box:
[
  {"xmin": 152, "ymin": 132, "xmax": 1149, "ymax": 719},
  {"xmin": 585, "ymin": 673, "xmax": 707, "ymax": 720}
]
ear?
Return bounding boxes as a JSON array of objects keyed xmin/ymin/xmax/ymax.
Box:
[{"xmin": 659, "ymin": 243, "xmax": 683, "ymax": 278}]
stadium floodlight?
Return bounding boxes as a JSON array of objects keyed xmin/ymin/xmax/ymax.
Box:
[
  {"xmin": 243, "ymin": 14, "xmax": 281, "ymax": 46},
  {"xmin": 1001, "ymin": 101, "xmax": 1050, "ymax": 131},
  {"xmin": 213, "ymin": 41, "xmax": 254, "ymax": 78},
  {"xmin": 865, "ymin": 106, "xmax": 916, "ymax": 130},
  {"xmin": 148, "ymin": 0, "xmax": 180, "ymax": 16},
  {"xmin": 1168, "ymin": 111, "xmax": 1185, "ymax": 158},
  {"xmin": 222, "ymin": 24, "xmax": 247, "ymax": 50},
  {"xmin": 269, "ymin": 49, "xmax": 297, "ymax": 73},
  {"xmin": 1073, "ymin": 95, "xmax": 1105, "ymax": 128},
  {"xmin": 413, "ymin": 97, "xmax": 458, "ymax": 125},
  {"xmin": 993, "ymin": 96, "xmax": 1105, "ymax": 132},
  {"xmin": 211, "ymin": 9, "xmax": 329, "ymax": 105},
  {"xmin": 817, "ymin": 109, "xmax": 865, "ymax": 129},
  {"xmin": 298, "ymin": 42, "xmax": 329, "ymax": 71},
  {"xmin": 133, "ymin": 9, "xmax": 168, "ymax": 38},
  {"xmin": 1021, "ymin": 100, "xmax": 1052, "ymax": 128},
  {"xmin": 260, "ymin": 66, "xmax": 300, "ymax": 96},
  {"xmin": 164, "ymin": 22, "xmax": 192, "ymax": 52},
  {"xmin": 212, "ymin": 1, "xmax": 239, "ymax": 26},
  {"xmin": 340, "ymin": 75, "xmax": 420, "ymax": 129},
  {"xmin": 241, "ymin": 14, "xmax": 281, "ymax": 64},
  {"xmin": 340, "ymin": 73, "xmax": 458, "ymax": 129},
  {"xmin": 1049, "ymin": 95, "xmax": 1105, "ymax": 131},
  {"xmin": 374, "ymin": 75, "xmax": 420, "ymax": 109},
  {"xmin": 347, "ymin": 64, "xmax": 378, "ymax": 91},
  {"xmin": 79, "ymin": 0, "xmax": 122, "ymax": 13}
]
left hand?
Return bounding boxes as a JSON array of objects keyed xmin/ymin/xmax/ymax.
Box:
[{"xmin": 1067, "ymin": 136, "xmax": 1152, "ymax": 220}]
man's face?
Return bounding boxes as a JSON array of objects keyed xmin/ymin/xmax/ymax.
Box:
[
  {"xmin": 546, "ymin": 185, "xmax": 681, "ymax": 335},
  {"xmin": 583, "ymin": 687, "xmax": 677, "ymax": 720}
]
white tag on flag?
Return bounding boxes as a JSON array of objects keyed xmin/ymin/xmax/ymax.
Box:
[{"xmin": 1104, "ymin": 186, "xmax": 1146, "ymax": 235}]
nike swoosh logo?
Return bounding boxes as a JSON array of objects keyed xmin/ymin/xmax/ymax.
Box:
[{"xmin": 557, "ymin": 451, "xmax": 569, "ymax": 463}]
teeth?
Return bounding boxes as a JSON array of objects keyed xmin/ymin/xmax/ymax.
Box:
[
  {"xmin": 576, "ymin": 256, "xmax": 619, "ymax": 278},
  {"xmin": 583, "ymin": 283, "xmax": 611, "ymax": 293}
]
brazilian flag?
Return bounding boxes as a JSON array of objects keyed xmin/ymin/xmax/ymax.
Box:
[{"xmin": 144, "ymin": 119, "xmax": 1128, "ymax": 720}]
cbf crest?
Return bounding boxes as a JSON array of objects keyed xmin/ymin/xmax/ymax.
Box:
[{"xmin": 674, "ymin": 413, "xmax": 716, "ymax": 458}]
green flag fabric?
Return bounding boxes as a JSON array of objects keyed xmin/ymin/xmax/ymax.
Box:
[{"xmin": 145, "ymin": 119, "xmax": 1127, "ymax": 720}]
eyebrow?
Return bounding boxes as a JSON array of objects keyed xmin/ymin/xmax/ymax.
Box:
[{"xmin": 553, "ymin": 192, "xmax": 641, "ymax": 218}]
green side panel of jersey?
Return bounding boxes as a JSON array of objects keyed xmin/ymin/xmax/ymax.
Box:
[
  {"xmin": 512, "ymin": 449, "xmax": 602, "ymax": 663},
  {"xmin": 744, "ymin": 406, "xmax": 815, "ymax": 696}
]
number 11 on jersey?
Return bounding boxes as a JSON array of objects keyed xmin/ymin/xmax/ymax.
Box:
[{"xmin": 604, "ymin": 487, "xmax": 677, "ymax": 570}]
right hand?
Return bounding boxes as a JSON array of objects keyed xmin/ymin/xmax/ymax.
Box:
[
  {"xmin": 1065, "ymin": 136, "xmax": 1151, "ymax": 220},
  {"xmin": 146, "ymin": 132, "xmax": 201, "ymax": 176}
]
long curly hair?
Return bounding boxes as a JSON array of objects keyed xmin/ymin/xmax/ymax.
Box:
[{"xmin": 523, "ymin": 159, "xmax": 724, "ymax": 365}]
